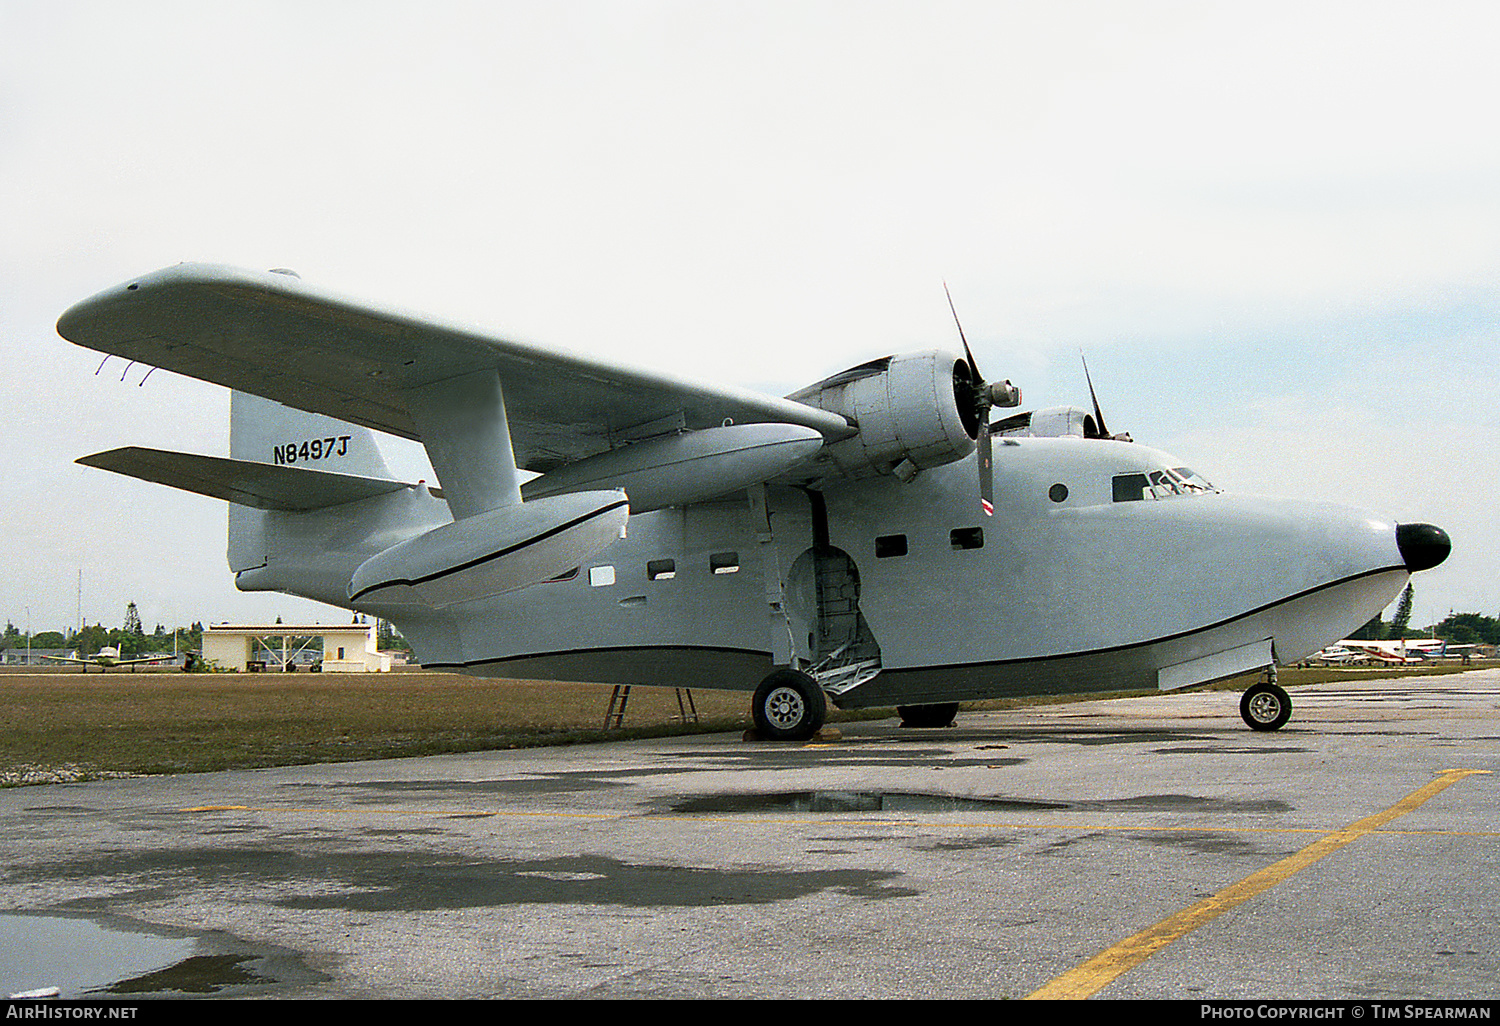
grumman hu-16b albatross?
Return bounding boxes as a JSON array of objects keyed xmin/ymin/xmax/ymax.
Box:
[{"xmin": 56, "ymin": 264, "xmax": 1452, "ymax": 738}]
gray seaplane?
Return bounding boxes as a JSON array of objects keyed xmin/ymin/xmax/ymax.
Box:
[{"xmin": 57, "ymin": 264, "xmax": 1451, "ymax": 739}]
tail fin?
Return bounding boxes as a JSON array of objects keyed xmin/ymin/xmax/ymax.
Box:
[
  {"xmin": 230, "ymin": 391, "xmax": 392, "ymax": 476},
  {"xmin": 228, "ymin": 391, "xmax": 394, "ymax": 571}
]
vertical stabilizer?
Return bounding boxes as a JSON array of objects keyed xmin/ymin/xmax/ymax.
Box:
[
  {"xmin": 229, "ymin": 392, "xmax": 393, "ymax": 476},
  {"xmin": 227, "ymin": 391, "xmax": 395, "ymax": 572}
]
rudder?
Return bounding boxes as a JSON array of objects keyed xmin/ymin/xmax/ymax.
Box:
[{"xmin": 228, "ymin": 391, "xmax": 394, "ymax": 572}]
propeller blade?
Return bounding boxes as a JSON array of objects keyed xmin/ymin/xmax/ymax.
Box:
[
  {"xmin": 943, "ymin": 283, "xmax": 995, "ymax": 514},
  {"xmin": 1081, "ymin": 353, "xmax": 1109, "ymax": 440},
  {"xmin": 944, "ymin": 282, "xmax": 982, "ymax": 383},
  {"xmin": 978, "ymin": 419, "xmax": 994, "ymax": 517}
]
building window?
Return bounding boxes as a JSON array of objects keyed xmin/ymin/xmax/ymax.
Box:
[
  {"xmin": 589, "ymin": 565, "xmax": 616, "ymax": 587},
  {"xmin": 875, "ymin": 534, "xmax": 908, "ymax": 558},
  {"xmin": 710, "ymin": 552, "xmax": 740, "ymax": 574},
  {"xmin": 648, "ymin": 559, "xmax": 676, "ymax": 580}
]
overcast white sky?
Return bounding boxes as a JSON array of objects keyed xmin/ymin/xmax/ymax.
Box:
[{"xmin": 2, "ymin": 0, "xmax": 1496, "ymax": 634}]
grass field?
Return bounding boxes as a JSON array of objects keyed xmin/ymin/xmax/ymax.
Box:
[{"xmin": 0, "ymin": 662, "xmax": 1487, "ymax": 785}]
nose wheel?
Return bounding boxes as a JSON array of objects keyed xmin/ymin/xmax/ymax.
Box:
[{"xmin": 1240, "ymin": 673, "xmax": 1292, "ymax": 731}]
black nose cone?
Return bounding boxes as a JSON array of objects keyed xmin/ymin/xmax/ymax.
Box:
[{"xmin": 1396, "ymin": 523, "xmax": 1450, "ymax": 572}]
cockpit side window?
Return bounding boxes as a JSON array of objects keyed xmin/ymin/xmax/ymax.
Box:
[
  {"xmin": 1147, "ymin": 470, "xmax": 1181, "ymax": 499},
  {"xmin": 1113, "ymin": 473, "xmax": 1149, "ymax": 502},
  {"xmin": 1114, "ymin": 468, "xmax": 1217, "ymax": 503}
]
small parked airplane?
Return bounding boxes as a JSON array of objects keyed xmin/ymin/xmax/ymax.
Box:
[
  {"xmin": 43, "ymin": 646, "xmax": 163, "ymax": 673},
  {"xmin": 1308, "ymin": 644, "xmax": 1366, "ymax": 665},
  {"xmin": 56, "ymin": 264, "xmax": 1451, "ymax": 736},
  {"xmin": 1341, "ymin": 638, "xmax": 1478, "ymax": 664}
]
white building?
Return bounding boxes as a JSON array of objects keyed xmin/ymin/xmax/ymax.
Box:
[{"xmin": 201, "ymin": 624, "xmax": 392, "ymax": 673}]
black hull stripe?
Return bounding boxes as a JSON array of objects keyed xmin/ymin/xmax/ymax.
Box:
[
  {"xmin": 422, "ymin": 644, "xmax": 766, "ymax": 671},
  {"xmin": 349, "ymin": 499, "xmax": 629, "ymax": 602},
  {"xmin": 423, "ymin": 564, "xmax": 1407, "ymax": 672}
]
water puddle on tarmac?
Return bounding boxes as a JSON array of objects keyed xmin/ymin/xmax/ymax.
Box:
[
  {"xmin": 0, "ymin": 914, "xmax": 308, "ymax": 998},
  {"xmin": 667, "ymin": 790, "xmax": 1067, "ymax": 815}
]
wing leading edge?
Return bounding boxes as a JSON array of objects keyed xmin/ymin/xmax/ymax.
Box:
[{"xmin": 56, "ymin": 264, "xmax": 854, "ymax": 474}]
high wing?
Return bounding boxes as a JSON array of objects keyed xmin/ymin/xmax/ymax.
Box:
[
  {"xmin": 41, "ymin": 653, "xmax": 163, "ymax": 666},
  {"xmin": 56, "ymin": 264, "xmax": 853, "ymax": 475}
]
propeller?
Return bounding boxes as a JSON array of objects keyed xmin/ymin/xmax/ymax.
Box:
[
  {"xmin": 1080, "ymin": 353, "xmax": 1131, "ymax": 442},
  {"xmin": 943, "ymin": 283, "xmax": 1020, "ymax": 516},
  {"xmin": 1081, "ymin": 353, "xmax": 1109, "ymax": 439}
]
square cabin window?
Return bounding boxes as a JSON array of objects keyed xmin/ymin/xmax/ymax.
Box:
[
  {"xmin": 710, "ymin": 552, "xmax": 740, "ymax": 574},
  {"xmin": 950, "ymin": 527, "xmax": 984, "ymax": 550},
  {"xmin": 875, "ymin": 534, "xmax": 908, "ymax": 558},
  {"xmin": 647, "ymin": 559, "xmax": 676, "ymax": 581},
  {"xmin": 589, "ymin": 565, "xmax": 616, "ymax": 587}
]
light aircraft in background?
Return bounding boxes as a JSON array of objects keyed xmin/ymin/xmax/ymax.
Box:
[
  {"xmin": 55, "ymin": 264, "xmax": 1452, "ymax": 736},
  {"xmin": 43, "ymin": 646, "xmax": 164, "ymax": 673},
  {"xmin": 1338, "ymin": 640, "xmax": 1424, "ymax": 664},
  {"xmin": 1340, "ymin": 638, "xmax": 1478, "ymax": 664},
  {"xmin": 1308, "ymin": 644, "xmax": 1365, "ymax": 665}
]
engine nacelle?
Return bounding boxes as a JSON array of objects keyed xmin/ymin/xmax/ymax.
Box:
[
  {"xmin": 788, "ymin": 350, "xmax": 979, "ymax": 480},
  {"xmin": 520, "ymin": 423, "xmax": 823, "ymax": 513},
  {"xmin": 1027, "ymin": 405, "xmax": 1094, "ymax": 438}
]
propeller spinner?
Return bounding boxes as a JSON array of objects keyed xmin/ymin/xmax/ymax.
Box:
[{"xmin": 943, "ymin": 283, "xmax": 1020, "ymax": 516}]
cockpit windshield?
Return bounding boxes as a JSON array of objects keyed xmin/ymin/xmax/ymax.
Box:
[
  {"xmin": 1112, "ymin": 467, "xmax": 1216, "ymax": 503},
  {"xmin": 1170, "ymin": 467, "xmax": 1214, "ymax": 493}
]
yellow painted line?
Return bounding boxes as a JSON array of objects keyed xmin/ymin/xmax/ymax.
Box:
[{"xmin": 1025, "ymin": 768, "xmax": 1491, "ymax": 1001}]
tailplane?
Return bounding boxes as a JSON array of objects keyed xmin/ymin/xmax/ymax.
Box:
[{"xmin": 76, "ymin": 393, "xmax": 410, "ymax": 577}]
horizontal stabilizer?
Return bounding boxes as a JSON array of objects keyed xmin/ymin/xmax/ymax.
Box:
[{"xmin": 77, "ymin": 447, "xmax": 413, "ymax": 512}]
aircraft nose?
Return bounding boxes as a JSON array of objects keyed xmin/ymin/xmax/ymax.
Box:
[{"xmin": 1396, "ymin": 523, "xmax": 1451, "ymax": 572}]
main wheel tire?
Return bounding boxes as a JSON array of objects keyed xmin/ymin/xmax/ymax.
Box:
[
  {"xmin": 1240, "ymin": 682, "xmax": 1292, "ymax": 731},
  {"xmin": 752, "ymin": 669, "xmax": 827, "ymax": 741},
  {"xmin": 897, "ymin": 702, "xmax": 960, "ymax": 728}
]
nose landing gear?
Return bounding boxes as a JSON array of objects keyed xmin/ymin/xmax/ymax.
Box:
[{"xmin": 1240, "ymin": 667, "xmax": 1292, "ymax": 731}]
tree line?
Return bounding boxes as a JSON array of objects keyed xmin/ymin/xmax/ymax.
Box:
[
  {"xmin": 2, "ymin": 602, "xmax": 412, "ymax": 656},
  {"xmin": 1, "ymin": 604, "xmax": 204, "ymax": 658},
  {"xmin": 1345, "ymin": 586, "xmax": 1499, "ymax": 645}
]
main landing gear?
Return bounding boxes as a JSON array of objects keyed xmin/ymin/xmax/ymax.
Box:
[
  {"xmin": 1240, "ymin": 667, "xmax": 1292, "ymax": 731},
  {"xmin": 751, "ymin": 668, "xmax": 828, "ymax": 742}
]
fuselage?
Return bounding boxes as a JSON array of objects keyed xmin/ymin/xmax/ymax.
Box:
[{"xmin": 250, "ymin": 436, "xmax": 1413, "ymax": 707}]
